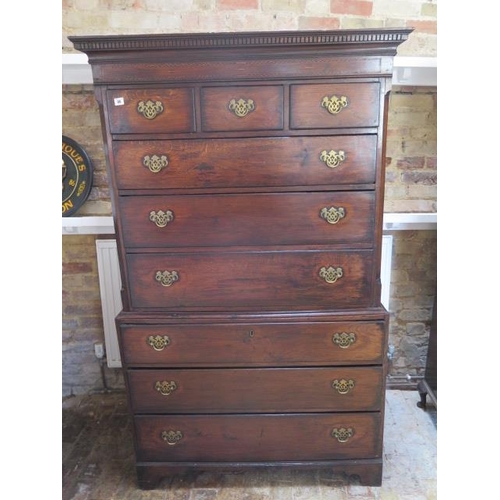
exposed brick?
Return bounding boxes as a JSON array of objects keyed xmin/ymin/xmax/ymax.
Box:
[
  {"xmin": 426, "ymin": 157, "xmax": 437, "ymax": 169},
  {"xmin": 407, "ymin": 185, "xmax": 437, "ymax": 201},
  {"xmin": 262, "ymin": 0, "xmax": 306, "ymax": 12},
  {"xmin": 305, "ymin": 0, "xmax": 330, "ymax": 15},
  {"xmin": 298, "ymin": 16, "xmax": 340, "ymax": 29},
  {"xmin": 331, "ymin": 0, "xmax": 372, "ymax": 16},
  {"xmin": 421, "ymin": 2, "xmax": 437, "ymax": 16},
  {"xmin": 372, "ymin": 0, "xmax": 420, "ymax": 18},
  {"xmin": 396, "ymin": 157, "xmax": 425, "ymax": 169},
  {"xmin": 401, "ymin": 171, "xmax": 436, "ymax": 185},
  {"xmin": 340, "ymin": 17, "xmax": 383, "ymax": 29},
  {"xmin": 411, "ymin": 20, "xmax": 437, "ymax": 34},
  {"xmin": 63, "ymin": 262, "xmax": 94, "ymax": 274},
  {"xmin": 217, "ymin": 0, "xmax": 258, "ymax": 9},
  {"xmin": 144, "ymin": 0, "xmax": 194, "ymax": 11},
  {"xmin": 194, "ymin": 0, "xmax": 215, "ymax": 9}
]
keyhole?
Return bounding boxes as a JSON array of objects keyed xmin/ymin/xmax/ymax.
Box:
[{"xmin": 248, "ymin": 330, "xmax": 254, "ymax": 338}]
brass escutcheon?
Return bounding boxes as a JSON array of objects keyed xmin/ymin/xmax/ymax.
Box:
[
  {"xmin": 149, "ymin": 210, "xmax": 174, "ymax": 228},
  {"xmin": 319, "ymin": 266, "xmax": 344, "ymax": 284},
  {"xmin": 332, "ymin": 379, "xmax": 355, "ymax": 395},
  {"xmin": 320, "ymin": 206, "xmax": 346, "ymax": 225},
  {"xmin": 143, "ymin": 154, "xmax": 168, "ymax": 173},
  {"xmin": 161, "ymin": 430, "xmax": 183, "ymax": 446},
  {"xmin": 155, "ymin": 270, "xmax": 179, "ymax": 287},
  {"xmin": 320, "ymin": 150, "xmax": 346, "ymax": 169},
  {"xmin": 332, "ymin": 332, "xmax": 356, "ymax": 349},
  {"xmin": 321, "ymin": 95, "xmax": 348, "ymax": 115},
  {"xmin": 331, "ymin": 427, "xmax": 354, "ymax": 443},
  {"xmin": 228, "ymin": 98, "xmax": 255, "ymax": 117},
  {"xmin": 137, "ymin": 99, "xmax": 164, "ymax": 119},
  {"xmin": 155, "ymin": 380, "xmax": 177, "ymax": 396},
  {"xmin": 147, "ymin": 335, "xmax": 171, "ymax": 351}
]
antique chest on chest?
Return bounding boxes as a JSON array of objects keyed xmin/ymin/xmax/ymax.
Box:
[{"xmin": 71, "ymin": 28, "xmax": 411, "ymax": 489}]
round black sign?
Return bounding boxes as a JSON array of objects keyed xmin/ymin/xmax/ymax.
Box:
[{"xmin": 62, "ymin": 136, "xmax": 93, "ymax": 216}]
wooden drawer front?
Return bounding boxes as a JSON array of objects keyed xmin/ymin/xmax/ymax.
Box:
[
  {"xmin": 113, "ymin": 135, "xmax": 377, "ymax": 189},
  {"xmin": 134, "ymin": 413, "xmax": 381, "ymax": 462},
  {"xmin": 119, "ymin": 192, "xmax": 375, "ymax": 249},
  {"xmin": 106, "ymin": 88, "xmax": 195, "ymax": 134},
  {"xmin": 127, "ymin": 250, "xmax": 374, "ymax": 310},
  {"xmin": 128, "ymin": 367, "xmax": 383, "ymax": 413},
  {"xmin": 290, "ymin": 83, "xmax": 380, "ymax": 129},
  {"xmin": 120, "ymin": 321, "xmax": 386, "ymax": 367},
  {"xmin": 201, "ymin": 86, "xmax": 283, "ymax": 132}
]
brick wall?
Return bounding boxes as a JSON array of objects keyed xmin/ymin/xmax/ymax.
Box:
[
  {"xmin": 62, "ymin": 0, "xmax": 437, "ymax": 395},
  {"xmin": 62, "ymin": 0, "xmax": 437, "ymax": 56}
]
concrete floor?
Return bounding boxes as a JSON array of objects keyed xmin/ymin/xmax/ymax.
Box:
[{"xmin": 62, "ymin": 389, "xmax": 436, "ymax": 500}]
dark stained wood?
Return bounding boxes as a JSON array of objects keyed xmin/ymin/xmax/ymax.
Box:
[
  {"xmin": 136, "ymin": 460, "xmax": 383, "ymax": 489},
  {"xmin": 201, "ymin": 85, "xmax": 283, "ymax": 132},
  {"xmin": 134, "ymin": 413, "xmax": 381, "ymax": 462},
  {"xmin": 119, "ymin": 320, "xmax": 386, "ymax": 366},
  {"xmin": 126, "ymin": 249, "xmax": 374, "ymax": 310},
  {"xmin": 113, "ymin": 135, "xmax": 378, "ymax": 190},
  {"xmin": 106, "ymin": 88, "xmax": 195, "ymax": 134},
  {"xmin": 128, "ymin": 366, "xmax": 383, "ymax": 413},
  {"xmin": 119, "ymin": 191, "xmax": 375, "ymax": 248},
  {"xmin": 71, "ymin": 28, "xmax": 410, "ymax": 489},
  {"xmin": 290, "ymin": 82, "xmax": 380, "ymax": 129}
]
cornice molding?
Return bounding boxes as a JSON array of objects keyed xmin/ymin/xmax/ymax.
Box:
[{"xmin": 69, "ymin": 28, "xmax": 413, "ymax": 54}]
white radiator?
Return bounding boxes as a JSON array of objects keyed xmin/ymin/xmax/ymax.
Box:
[
  {"xmin": 95, "ymin": 236, "xmax": 393, "ymax": 369},
  {"xmin": 95, "ymin": 239, "xmax": 123, "ymax": 368}
]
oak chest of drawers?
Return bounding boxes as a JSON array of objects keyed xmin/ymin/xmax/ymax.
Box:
[{"xmin": 71, "ymin": 28, "xmax": 411, "ymax": 489}]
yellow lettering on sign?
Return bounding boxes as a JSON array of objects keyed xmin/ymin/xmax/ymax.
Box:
[
  {"xmin": 77, "ymin": 181, "xmax": 86, "ymax": 196},
  {"xmin": 62, "ymin": 200, "xmax": 74, "ymax": 213}
]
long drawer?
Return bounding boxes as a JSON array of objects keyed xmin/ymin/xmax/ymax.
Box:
[
  {"xmin": 126, "ymin": 249, "xmax": 374, "ymax": 310},
  {"xmin": 112, "ymin": 135, "xmax": 377, "ymax": 189},
  {"xmin": 119, "ymin": 191, "xmax": 375, "ymax": 248},
  {"xmin": 134, "ymin": 413, "xmax": 381, "ymax": 462},
  {"xmin": 119, "ymin": 321, "xmax": 386, "ymax": 366},
  {"xmin": 128, "ymin": 367, "xmax": 383, "ymax": 413}
]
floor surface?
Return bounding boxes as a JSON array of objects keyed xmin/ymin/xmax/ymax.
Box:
[{"xmin": 62, "ymin": 389, "xmax": 437, "ymax": 500}]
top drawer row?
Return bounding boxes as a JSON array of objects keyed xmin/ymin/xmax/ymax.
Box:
[{"xmin": 106, "ymin": 83, "xmax": 380, "ymax": 134}]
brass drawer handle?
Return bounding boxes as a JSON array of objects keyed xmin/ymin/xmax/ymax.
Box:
[
  {"xmin": 147, "ymin": 335, "xmax": 171, "ymax": 351},
  {"xmin": 320, "ymin": 150, "xmax": 346, "ymax": 169},
  {"xmin": 228, "ymin": 98, "xmax": 255, "ymax": 117},
  {"xmin": 161, "ymin": 430, "xmax": 183, "ymax": 446},
  {"xmin": 319, "ymin": 266, "xmax": 343, "ymax": 284},
  {"xmin": 320, "ymin": 206, "xmax": 346, "ymax": 224},
  {"xmin": 155, "ymin": 380, "xmax": 177, "ymax": 396},
  {"xmin": 321, "ymin": 95, "xmax": 348, "ymax": 115},
  {"xmin": 149, "ymin": 210, "xmax": 174, "ymax": 228},
  {"xmin": 331, "ymin": 427, "xmax": 354, "ymax": 443},
  {"xmin": 143, "ymin": 154, "xmax": 169, "ymax": 173},
  {"xmin": 155, "ymin": 270, "xmax": 179, "ymax": 287},
  {"xmin": 332, "ymin": 332, "xmax": 356, "ymax": 349},
  {"xmin": 332, "ymin": 379, "xmax": 355, "ymax": 395},
  {"xmin": 137, "ymin": 99, "xmax": 164, "ymax": 119}
]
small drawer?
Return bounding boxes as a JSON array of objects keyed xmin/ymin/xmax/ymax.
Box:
[
  {"xmin": 134, "ymin": 413, "xmax": 381, "ymax": 462},
  {"xmin": 126, "ymin": 249, "xmax": 374, "ymax": 311},
  {"xmin": 113, "ymin": 135, "xmax": 377, "ymax": 189},
  {"xmin": 119, "ymin": 191, "xmax": 375, "ymax": 249},
  {"xmin": 119, "ymin": 320, "xmax": 386, "ymax": 367},
  {"xmin": 290, "ymin": 83, "xmax": 380, "ymax": 129},
  {"xmin": 106, "ymin": 88, "xmax": 195, "ymax": 134},
  {"xmin": 201, "ymin": 86, "xmax": 283, "ymax": 132},
  {"xmin": 128, "ymin": 366, "xmax": 383, "ymax": 413}
]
